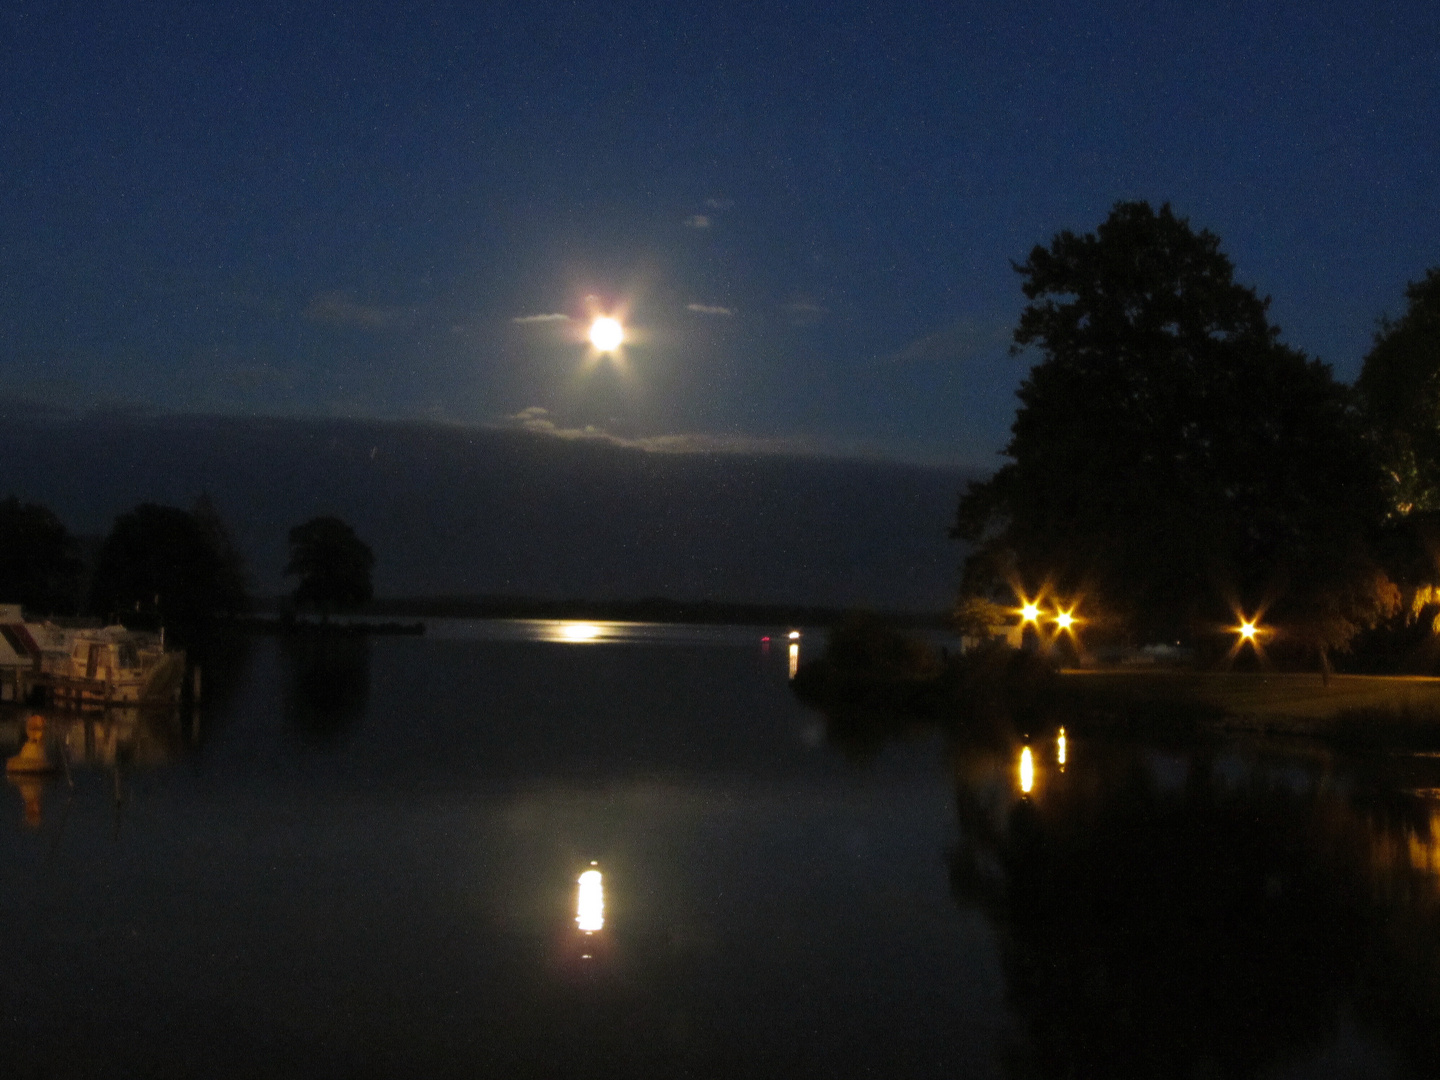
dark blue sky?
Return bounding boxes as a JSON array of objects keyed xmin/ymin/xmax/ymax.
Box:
[{"xmin": 3, "ymin": 0, "xmax": 1437, "ymax": 467}]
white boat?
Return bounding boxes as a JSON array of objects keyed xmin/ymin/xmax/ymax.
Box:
[
  {"xmin": 0, "ymin": 607, "xmax": 186, "ymax": 708},
  {"xmin": 39, "ymin": 625, "xmax": 185, "ymax": 708}
]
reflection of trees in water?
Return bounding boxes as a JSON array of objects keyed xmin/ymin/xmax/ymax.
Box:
[
  {"xmin": 185, "ymin": 627, "xmax": 254, "ymax": 719},
  {"xmin": 948, "ymin": 738, "xmax": 1440, "ymax": 1078},
  {"xmin": 6, "ymin": 708, "xmax": 200, "ymax": 828},
  {"xmin": 817, "ymin": 702, "xmax": 936, "ymax": 764},
  {"xmin": 281, "ymin": 635, "xmax": 371, "ymax": 744},
  {"xmin": 800, "ymin": 674, "xmax": 1440, "ymax": 1078},
  {"xmin": 795, "ymin": 637, "xmax": 1052, "ymax": 763},
  {"xmin": 60, "ymin": 708, "xmax": 191, "ymax": 766}
]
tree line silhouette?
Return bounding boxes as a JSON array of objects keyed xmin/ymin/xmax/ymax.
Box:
[{"xmin": 0, "ymin": 498, "xmax": 373, "ymax": 638}]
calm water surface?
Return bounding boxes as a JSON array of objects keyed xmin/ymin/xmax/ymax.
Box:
[{"xmin": 1, "ymin": 621, "xmax": 1439, "ymax": 1078}]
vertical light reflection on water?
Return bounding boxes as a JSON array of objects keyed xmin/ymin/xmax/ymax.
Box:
[
  {"xmin": 788, "ymin": 643, "xmax": 799, "ymax": 679},
  {"xmin": 1405, "ymin": 808, "xmax": 1440, "ymax": 875},
  {"xmin": 577, "ymin": 868, "xmax": 604, "ymax": 932},
  {"xmin": 1057, "ymin": 727, "xmax": 1067, "ymax": 770},
  {"xmin": 8, "ymin": 775, "xmax": 44, "ymax": 827},
  {"xmin": 1019, "ymin": 746, "xmax": 1034, "ymax": 795}
]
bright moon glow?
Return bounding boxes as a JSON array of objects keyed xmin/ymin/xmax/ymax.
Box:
[
  {"xmin": 590, "ymin": 317, "xmax": 623, "ymax": 351},
  {"xmin": 1020, "ymin": 603, "xmax": 1041, "ymax": 623},
  {"xmin": 1019, "ymin": 746, "xmax": 1035, "ymax": 794},
  {"xmin": 1055, "ymin": 611, "xmax": 1074, "ymax": 630},
  {"xmin": 558, "ymin": 622, "xmax": 602, "ymax": 642},
  {"xmin": 577, "ymin": 869, "xmax": 604, "ymax": 933}
]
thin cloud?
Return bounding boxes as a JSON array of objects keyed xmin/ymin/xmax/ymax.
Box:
[
  {"xmin": 886, "ymin": 319, "xmax": 1012, "ymax": 364},
  {"xmin": 683, "ymin": 214, "xmax": 711, "ymax": 229},
  {"xmin": 705, "ymin": 197, "xmax": 733, "ymax": 210},
  {"xmin": 785, "ymin": 300, "xmax": 829, "ymax": 326},
  {"xmin": 510, "ymin": 312, "xmax": 571, "ymax": 325},
  {"xmin": 499, "ymin": 407, "xmax": 804, "ymax": 456},
  {"xmin": 304, "ymin": 291, "xmax": 408, "ymax": 329},
  {"xmin": 686, "ymin": 303, "xmax": 734, "ymax": 316}
]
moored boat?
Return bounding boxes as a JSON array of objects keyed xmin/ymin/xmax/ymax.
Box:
[{"xmin": 0, "ymin": 606, "xmax": 186, "ymax": 709}]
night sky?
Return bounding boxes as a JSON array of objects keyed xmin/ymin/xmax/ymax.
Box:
[{"xmin": 3, "ymin": 1, "xmax": 1438, "ymax": 468}]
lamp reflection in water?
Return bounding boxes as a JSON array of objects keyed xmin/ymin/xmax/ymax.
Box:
[
  {"xmin": 7, "ymin": 775, "xmax": 45, "ymax": 827},
  {"xmin": 1019, "ymin": 746, "xmax": 1035, "ymax": 795},
  {"xmin": 577, "ymin": 867, "xmax": 605, "ymax": 933},
  {"xmin": 1057, "ymin": 727, "xmax": 1067, "ymax": 770},
  {"xmin": 788, "ymin": 630, "xmax": 801, "ymax": 679}
]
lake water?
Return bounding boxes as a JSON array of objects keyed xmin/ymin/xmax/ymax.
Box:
[{"xmin": 2, "ymin": 621, "xmax": 1439, "ymax": 1078}]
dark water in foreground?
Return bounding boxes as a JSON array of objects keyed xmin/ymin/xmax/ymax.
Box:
[{"xmin": 2, "ymin": 622, "xmax": 1440, "ymax": 1078}]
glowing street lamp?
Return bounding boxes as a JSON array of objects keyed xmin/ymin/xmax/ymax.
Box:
[
  {"xmin": 1020, "ymin": 602, "xmax": 1041, "ymax": 624},
  {"xmin": 1054, "ymin": 610, "xmax": 1075, "ymax": 631},
  {"xmin": 1233, "ymin": 614, "xmax": 1266, "ymax": 648}
]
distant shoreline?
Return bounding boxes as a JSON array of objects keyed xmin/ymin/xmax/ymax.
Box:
[{"xmin": 247, "ymin": 596, "xmax": 953, "ymax": 629}]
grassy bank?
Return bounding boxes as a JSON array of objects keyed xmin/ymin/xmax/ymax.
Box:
[
  {"xmin": 796, "ymin": 619, "xmax": 1440, "ymax": 753},
  {"xmin": 1060, "ymin": 669, "xmax": 1440, "ymax": 749}
]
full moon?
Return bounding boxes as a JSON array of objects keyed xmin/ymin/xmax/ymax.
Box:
[{"xmin": 589, "ymin": 316, "xmax": 623, "ymax": 351}]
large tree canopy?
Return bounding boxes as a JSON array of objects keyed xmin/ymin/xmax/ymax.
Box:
[
  {"xmin": 285, "ymin": 516, "xmax": 374, "ymax": 615},
  {"xmin": 1355, "ymin": 267, "xmax": 1440, "ymax": 518},
  {"xmin": 90, "ymin": 501, "xmax": 249, "ymax": 628},
  {"xmin": 0, "ymin": 497, "xmax": 82, "ymax": 614},
  {"xmin": 955, "ymin": 201, "xmax": 1393, "ymax": 651}
]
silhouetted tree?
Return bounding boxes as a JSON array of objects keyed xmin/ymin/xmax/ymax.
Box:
[
  {"xmin": 1356, "ymin": 267, "xmax": 1440, "ymax": 518},
  {"xmin": 955, "ymin": 201, "xmax": 1395, "ymax": 655},
  {"xmin": 90, "ymin": 502, "xmax": 249, "ymax": 629},
  {"xmin": 0, "ymin": 496, "xmax": 82, "ymax": 614},
  {"xmin": 192, "ymin": 492, "xmax": 248, "ymax": 603},
  {"xmin": 285, "ymin": 516, "xmax": 374, "ymax": 615},
  {"xmin": 953, "ymin": 595, "xmax": 1010, "ymax": 640},
  {"xmin": 1347, "ymin": 269, "xmax": 1440, "ymax": 668}
]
